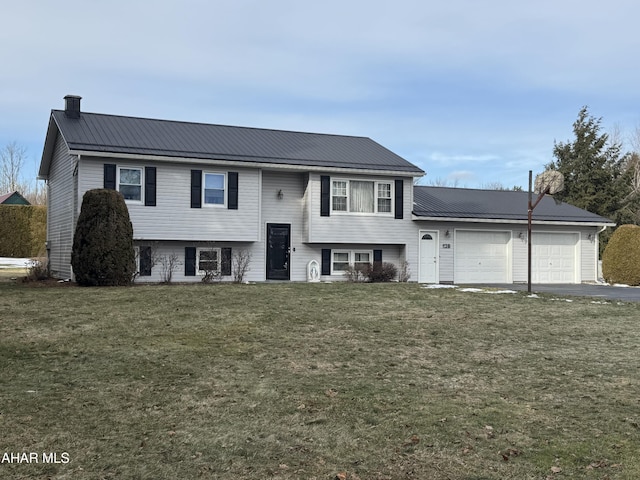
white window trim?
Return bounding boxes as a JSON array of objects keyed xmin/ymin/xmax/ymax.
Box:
[
  {"xmin": 330, "ymin": 178, "xmax": 394, "ymax": 215},
  {"xmin": 117, "ymin": 166, "xmax": 143, "ymax": 204},
  {"xmin": 196, "ymin": 247, "xmax": 221, "ymax": 275},
  {"xmin": 202, "ymin": 171, "xmax": 227, "ymax": 208},
  {"xmin": 331, "ymin": 249, "xmax": 374, "ymax": 275}
]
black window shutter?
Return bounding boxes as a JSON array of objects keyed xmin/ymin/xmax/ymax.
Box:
[
  {"xmin": 373, "ymin": 249, "xmax": 383, "ymax": 264},
  {"xmin": 185, "ymin": 247, "xmax": 196, "ymax": 276},
  {"xmin": 191, "ymin": 170, "xmax": 202, "ymax": 208},
  {"xmin": 394, "ymin": 179, "xmax": 404, "ymax": 219},
  {"xmin": 139, "ymin": 246, "xmax": 152, "ymax": 276},
  {"xmin": 221, "ymin": 247, "xmax": 232, "ymax": 276},
  {"xmin": 320, "ymin": 176, "xmax": 330, "ymax": 216},
  {"xmin": 145, "ymin": 167, "xmax": 156, "ymax": 206},
  {"xmin": 321, "ymin": 249, "xmax": 331, "ymax": 275},
  {"xmin": 228, "ymin": 172, "xmax": 238, "ymax": 210},
  {"xmin": 104, "ymin": 164, "xmax": 116, "ymax": 190}
]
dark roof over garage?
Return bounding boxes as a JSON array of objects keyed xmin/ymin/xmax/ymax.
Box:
[
  {"xmin": 40, "ymin": 99, "xmax": 424, "ymax": 176},
  {"xmin": 413, "ymin": 186, "xmax": 614, "ymax": 225}
]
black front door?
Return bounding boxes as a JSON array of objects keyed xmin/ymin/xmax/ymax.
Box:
[{"xmin": 266, "ymin": 223, "xmax": 290, "ymax": 280}]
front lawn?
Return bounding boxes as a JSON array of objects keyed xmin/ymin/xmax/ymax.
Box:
[{"xmin": 1, "ymin": 282, "xmax": 639, "ymax": 479}]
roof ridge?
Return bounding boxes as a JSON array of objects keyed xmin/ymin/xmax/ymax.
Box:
[{"xmin": 51, "ymin": 109, "xmax": 373, "ymax": 140}]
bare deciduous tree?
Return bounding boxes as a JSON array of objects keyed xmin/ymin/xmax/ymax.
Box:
[
  {"xmin": 1, "ymin": 142, "xmax": 28, "ymax": 193},
  {"xmin": 232, "ymin": 249, "xmax": 252, "ymax": 283}
]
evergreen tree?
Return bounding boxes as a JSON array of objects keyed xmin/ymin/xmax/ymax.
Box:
[
  {"xmin": 546, "ymin": 106, "xmax": 627, "ymax": 221},
  {"xmin": 72, "ymin": 189, "xmax": 136, "ymax": 286}
]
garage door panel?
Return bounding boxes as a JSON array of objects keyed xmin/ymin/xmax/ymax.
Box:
[
  {"xmin": 532, "ymin": 232, "xmax": 578, "ymax": 283},
  {"xmin": 455, "ymin": 231, "xmax": 510, "ymax": 283}
]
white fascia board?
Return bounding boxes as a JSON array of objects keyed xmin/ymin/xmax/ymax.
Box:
[
  {"xmin": 411, "ymin": 214, "xmax": 615, "ymax": 228},
  {"xmin": 70, "ymin": 150, "xmax": 423, "ymax": 177}
]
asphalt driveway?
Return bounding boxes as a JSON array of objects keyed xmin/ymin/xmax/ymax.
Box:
[{"xmin": 479, "ymin": 283, "xmax": 640, "ymax": 303}]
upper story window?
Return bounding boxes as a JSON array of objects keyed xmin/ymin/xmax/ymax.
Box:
[
  {"xmin": 331, "ymin": 179, "xmax": 393, "ymax": 214},
  {"xmin": 204, "ymin": 173, "xmax": 226, "ymax": 206},
  {"xmin": 118, "ymin": 167, "xmax": 142, "ymax": 202},
  {"xmin": 190, "ymin": 170, "xmax": 237, "ymax": 210}
]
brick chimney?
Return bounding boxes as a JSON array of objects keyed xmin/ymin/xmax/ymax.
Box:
[{"xmin": 64, "ymin": 95, "xmax": 82, "ymax": 119}]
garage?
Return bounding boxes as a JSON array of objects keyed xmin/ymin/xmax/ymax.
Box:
[
  {"xmin": 532, "ymin": 232, "xmax": 579, "ymax": 283},
  {"xmin": 455, "ymin": 230, "xmax": 511, "ymax": 283}
]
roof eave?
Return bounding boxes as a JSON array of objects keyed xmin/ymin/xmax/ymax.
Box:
[
  {"xmin": 411, "ymin": 214, "xmax": 615, "ymax": 227},
  {"xmin": 69, "ymin": 149, "xmax": 425, "ymax": 177},
  {"xmin": 38, "ymin": 114, "xmax": 63, "ymax": 179}
]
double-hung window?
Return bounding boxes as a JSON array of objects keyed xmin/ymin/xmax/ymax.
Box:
[
  {"xmin": 118, "ymin": 167, "xmax": 142, "ymax": 202},
  {"xmin": 197, "ymin": 248, "xmax": 221, "ymax": 274},
  {"xmin": 332, "ymin": 181, "xmax": 347, "ymax": 212},
  {"xmin": 332, "ymin": 250, "xmax": 373, "ymax": 274},
  {"xmin": 204, "ymin": 173, "xmax": 225, "ymax": 206},
  {"xmin": 331, "ymin": 179, "xmax": 392, "ymax": 214},
  {"xmin": 377, "ymin": 183, "xmax": 392, "ymax": 213}
]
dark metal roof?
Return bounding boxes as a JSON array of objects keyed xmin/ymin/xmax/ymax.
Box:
[
  {"xmin": 413, "ymin": 186, "xmax": 614, "ymax": 225},
  {"xmin": 46, "ymin": 110, "xmax": 424, "ymax": 174}
]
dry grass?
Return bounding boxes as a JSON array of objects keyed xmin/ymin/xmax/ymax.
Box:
[{"xmin": 1, "ymin": 282, "xmax": 639, "ymax": 479}]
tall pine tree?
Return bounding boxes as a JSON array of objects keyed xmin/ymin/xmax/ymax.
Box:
[{"xmin": 547, "ymin": 106, "xmax": 627, "ymax": 222}]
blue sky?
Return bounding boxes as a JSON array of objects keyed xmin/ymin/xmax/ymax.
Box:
[{"xmin": 2, "ymin": 0, "xmax": 640, "ymax": 190}]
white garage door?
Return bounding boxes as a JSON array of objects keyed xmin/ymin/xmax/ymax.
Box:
[
  {"xmin": 532, "ymin": 232, "xmax": 579, "ymax": 283},
  {"xmin": 455, "ymin": 231, "xmax": 510, "ymax": 283}
]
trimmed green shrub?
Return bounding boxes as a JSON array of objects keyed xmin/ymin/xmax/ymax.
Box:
[
  {"xmin": 71, "ymin": 189, "xmax": 135, "ymax": 286},
  {"xmin": 0, "ymin": 205, "xmax": 47, "ymax": 257},
  {"xmin": 602, "ymin": 224, "xmax": 640, "ymax": 286}
]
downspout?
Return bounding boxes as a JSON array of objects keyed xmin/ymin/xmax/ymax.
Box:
[{"xmin": 595, "ymin": 225, "xmax": 608, "ymax": 283}]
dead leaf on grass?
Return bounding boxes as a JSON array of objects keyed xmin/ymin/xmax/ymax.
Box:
[
  {"xmin": 550, "ymin": 466, "xmax": 562, "ymax": 474},
  {"xmin": 335, "ymin": 472, "xmax": 347, "ymax": 480},
  {"xmin": 325, "ymin": 388, "xmax": 338, "ymax": 398},
  {"xmin": 402, "ymin": 435, "xmax": 420, "ymax": 447}
]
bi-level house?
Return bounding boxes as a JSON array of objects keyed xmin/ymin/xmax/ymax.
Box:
[
  {"xmin": 39, "ymin": 96, "xmax": 424, "ymax": 282},
  {"xmin": 39, "ymin": 95, "xmax": 614, "ymax": 284}
]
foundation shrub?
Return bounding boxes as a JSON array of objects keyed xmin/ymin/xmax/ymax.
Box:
[
  {"xmin": 71, "ymin": 189, "xmax": 135, "ymax": 286},
  {"xmin": 602, "ymin": 224, "xmax": 640, "ymax": 286}
]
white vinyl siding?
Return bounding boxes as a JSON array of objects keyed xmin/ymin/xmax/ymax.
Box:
[
  {"xmin": 413, "ymin": 221, "xmax": 601, "ymax": 285},
  {"xmin": 46, "ymin": 135, "xmax": 76, "ymax": 279},
  {"xmin": 78, "ymin": 159, "xmax": 260, "ymax": 242},
  {"xmin": 308, "ymin": 175, "xmax": 415, "ymax": 246}
]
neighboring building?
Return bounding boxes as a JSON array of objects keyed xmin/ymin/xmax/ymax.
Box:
[
  {"xmin": 38, "ymin": 95, "xmax": 614, "ymax": 284},
  {"xmin": 0, "ymin": 191, "xmax": 30, "ymax": 205}
]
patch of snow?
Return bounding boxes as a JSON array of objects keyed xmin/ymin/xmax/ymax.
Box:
[
  {"xmin": 459, "ymin": 288, "xmax": 484, "ymax": 293},
  {"xmin": 423, "ymin": 284, "xmax": 458, "ymax": 289},
  {"xmin": 486, "ymin": 290, "xmax": 517, "ymax": 294},
  {"xmin": 0, "ymin": 257, "xmax": 30, "ymax": 269},
  {"xmin": 527, "ymin": 294, "xmax": 540, "ymax": 299},
  {"xmin": 613, "ymin": 284, "xmax": 631, "ymax": 288}
]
